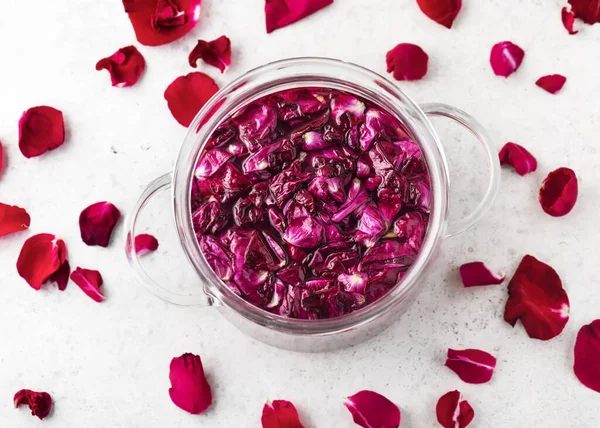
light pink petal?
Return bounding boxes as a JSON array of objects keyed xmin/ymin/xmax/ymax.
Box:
[
  {"xmin": 344, "ymin": 390, "xmax": 401, "ymax": 428},
  {"xmin": 79, "ymin": 201, "xmax": 121, "ymax": 247},
  {"xmin": 135, "ymin": 233, "xmax": 159, "ymax": 256},
  {"xmin": 436, "ymin": 390, "xmax": 474, "ymax": 428},
  {"xmin": 169, "ymin": 353, "xmax": 212, "ymax": 414},
  {"xmin": 562, "ymin": 7, "xmax": 579, "ymax": 34},
  {"xmin": 490, "ymin": 41, "xmax": 525, "ymax": 77},
  {"xmin": 459, "ymin": 262, "xmax": 505, "ymax": 287},
  {"xmin": 445, "ymin": 348, "xmax": 497, "ymax": 384},
  {"xmin": 539, "ymin": 167, "xmax": 578, "ymax": 217},
  {"xmin": 386, "ymin": 43, "xmax": 429, "ymax": 81},
  {"xmin": 498, "ymin": 142, "xmax": 537, "ymax": 176},
  {"xmin": 70, "ymin": 267, "xmax": 104, "ymax": 302},
  {"xmin": 574, "ymin": 319, "xmax": 600, "ymax": 393},
  {"xmin": 261, "ymin": 400, "xmax": 306, "ymax": 428},
  {"xmin": 536, "ymin": 74, "xmax": 567, "ymax": 94}
]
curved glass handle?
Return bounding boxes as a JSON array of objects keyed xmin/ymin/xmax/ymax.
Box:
[
  {"xmin": 421, "ymin": 103, "xmax": 501, "ymax": 238},
  {"xmin": 125, "ymin": 173, "xmax": 216, "ymax": 307}
]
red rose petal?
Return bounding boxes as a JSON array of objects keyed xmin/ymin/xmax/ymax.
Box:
[
  {"xmin": 135, "ymin": 233, "xmax": 159, "ymax": 256},
  {"xmin": 96, "ymin": 45, "xmax": 146, "ymax": 88},
  {"xmin": 498, "ymin": 142, "xmax": 538, "ymax": 176},
  {"xmin": 344, "ymin": 390, "xmax": 401, "ymax": 428},
  {"xmin": 539, "ymin": 167, "xmax": 578, "ymax": 217},
  {"xmin": 562, "ymin": 7, "xmax": 579, "ymax": 34},
  {"xmin": 573, "ymin": 319, "xmax": 600, "ymax": 393},
  {"xmin": 70, "ymin": 267, "xmax": 104, "ymax": 302},
  {"xmin": 386, "ymin": 43, "xmax": 429, "ymax": 81},
  {"xmin": 17, "ymin": 233, "xmax": 67, "ymax": 290},
  {"xmin": 504, "ymin": 255, "xmax": 570, "ymax": 340},
  {"xmin": 568, "ymin": 0, "xmax": 600, "ymax": 24},
  {"xmin": 169, "ymin": 353, "xmax": 212, "ymax": 414},
  {"xmin": 459, "ymin": 262, "xmax": 505, "ymax": 287},
  {"xmin": 14, "ymin": 389, "xmax": 52, "ymax": 420},
  {"xmin": 265, "ymin": 0, "xmax": 334, "ymax": 33},
  {"xmin": 49, "ymin": 260, "xmax": 70, "ymax": 291},
  {"xmin": 416, "ymin": 0, "xmax": 462, "ymax": 29},
  {"xmin": 122, "ymin": 0, "xmax": 202, "ymax": 46},
  {"xmin": 18, "ymin": 106, "xmax": 65, "ymax": 158},
  {"xmin": 261, "ymin": 400, "xmax": 306, "ymax": 428},
  {"xmin": 490, "ymin": 41, "xmax": 525, "ymax": 78},
  {"xmin": 536, "ymin": 74, "xmax": 567, "ymax": 94},
  {"xmin": 436, "ymin": 390, "xmax": 474, "ymax": 428},
  {"xmin": 0, "ymin": 203, "xmax": 31, "ymax": 238},
  {"xmin": 189, "ymin": 35, "xmax": 232, "ymax": 73},
  {"xmin": 79, "ymin": 201, "xmax": 121, "ymax": 247},
  {"xmin": 445, "ymin": 348, "xmax": 497, "ymax": 384},
  {"xmin": 164, "ymin": 72, "xmax": 219, "ymax": 127}
]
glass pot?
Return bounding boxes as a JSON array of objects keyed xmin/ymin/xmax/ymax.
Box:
[{"xmin": 126, "ymin": 58, "xmax": 500, "ymax": 352}]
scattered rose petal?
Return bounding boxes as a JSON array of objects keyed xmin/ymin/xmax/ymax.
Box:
[
  {"xmin": 574, "ymin": 319, "xmax": 600, "ymax": 393},
  {"xmin": 135, "ymin": 233, "xmax": 159, "ymax": 255},
  {"xmin": 17, "ymin": 234, "xmax": 67, "ymax": 290},
  {"xmin": 445, "ymin": 348, "xmax": 497, "ymax": 384},
  {"xmin": 344, "ymin": 390, "xmax": 401, "ymax": 428},
  {"xmin": 18, "ymin": 106, "xmax": 65, "ymax": 158},
  {"xmin": 165, "ymin": 72, "xmax": 219, "ymax": 127},
  {"xmin": 70, "ymin": 267, "xmax": 104, "ymax": 302},
  {"xmin": 96, "ymin": 45, "xmax": 146, "ymax": 87},
  {"xmin": 498, "ymin": 142, "xmax": 537, "ymax": 176},
  {"xmin": 261, "ymin": 400, "xmax": 306, "ymax": 428},
  {"xmin": 459, "ymin": 262, "xmax": 505, "ymax": 287},
  {"xmin": 504, "ymin": 255, "xmax": 570, "ymax": 340},
  {"xmin": 188, "ymin": 35, "xmax": 231, "ymax": 73},
  {"xmin": 490, "ymin": 41, "xmax": 525, "ymax": 78},
  {"xmin": 568, "ymin": 0, "xmax": 600, "ymax": 24},
  {"xmin": 0, "ymin": 203, "xmax": 31, "ymax": 238},
  {"xmin": 122, "ymin": 0, "xmax": 203, "ymax": 46},
  {"xmin": 416, "ymin": 0, "xmax": 462, "ymax": 28},
  {"xmin": 79, "ymin": 202, "xmax": 122, "ymax": 247},
  {"xmin": 49, "ymin": 260, "xmax": 70, "ymax": 291},
  {"xmin": 536, "ymin": 74, "xmax": 567, "ymax": 94},
  {"xmin": 562, "ymin": 7, "xmax": 579, "ymax": 34},
  {"xmin": 539, "ymin": 167, "xmax": 578, "ymax": 217},
  {"xmin": 386, "ymin": 43, "xmax": 429, "ymax": 81},
  {"xmin": 436, "ymin": 390, "xmax": 474, "ymax": 428},
  {"xmin": 14, "ymin": 389, "xmax": 52, "ymax": 420},
  {"xmin": 169, "ymin": 353, "xmax": 212, "ymax": 414},
  {"xmin": 265, "ymin": 0, "xmax": 334, "ymax": 33}
]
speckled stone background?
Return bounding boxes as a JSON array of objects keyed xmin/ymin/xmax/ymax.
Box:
[{"xmin": 1, "ymin": 0, "xmax": 599, "ymax": 427}]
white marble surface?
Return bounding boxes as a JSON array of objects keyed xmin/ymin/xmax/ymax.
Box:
[{"xmin": 1, "ymin": 0, "xmax": 599, "ymax": 426}]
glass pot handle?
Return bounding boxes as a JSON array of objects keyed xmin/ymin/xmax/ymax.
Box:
[
  {"xmin": 420, "ymin": 103, "xmax": 501, "ymax": 238},
  {"xmin": 125, "ymin": 173, "xmax": 216, "ymax": 307}
]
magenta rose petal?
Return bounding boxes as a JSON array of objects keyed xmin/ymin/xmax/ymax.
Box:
[
  {"xmin": 164, "ymin": 72, "xmax": 219, "ymax": 127},
  {"xmin": 0, "ymin": 203, "xmax": 31, "ymax": 238},
  {"xmin": 135, "ymin": 233, "xmax": 159, "ymax": 256},
  {"xmin": 344, "ymin": 390, "xmax": 401, "ymax": 428},
  {"xmin": 96, "ymin": 45, "xmax": 145, "ymax": 87},
  {"xmin": 536, "ymin": 74, "xmax": 567, "ymax": 94},
  {"xmin": 498, "ymin": 142, "xmax": 537, "ymax": 176},
  {"xmin": 189, "ymin": 35, "xmax": 232, "ymax": 73},
  {"xmin": 539, "ymin": 167, "xmax": 578, "ymax": 217},
  {"xmin": 386, "ymin": 43, "xmax": 429, "ymax": 81},
  {"xmin": 48, "ymin": 260, "xmax": 70, "ymax": 291},
  {"xmin": 416, "ymin": 0, "xmax": 462, "ymax": 28},
  {"xmin": 70, "ymin": 267, "xmax": 104, "ymax": 302},
  {"xmin": 79, "ymin": 201, "xmax": 122, "ymax": 247},
  {"xmin": 265, "ymin": 0, "xmax": 334, "ymax": 33},
  {"xmin": 14, "ymin": 389, "xmax": 52, "ymax": 420},
  {"xmin": 562, "ymin": 7, "xmax": 579, "ymax": 34},
  {"xmin": 169, "ymin": 353, "xmax": 212, "ymax": 414},
  {"xmin": 19, "ymin": 106, "xmax": 65, "ymax": 158},
  {"xmin": 574, "ymin": 319, "xmax": 600, "ymax": 393},
  {"xmin": 436, "ymin": 390, "xmax": 474, "ymax": 428},
  {"xmin": 17, "ymin": 234, "xmax": 67, "ymax": 290},
  {"xmin": 261, "ymin": 400, "xmax": 306, "ymax": 428},
  {"xmin": 568, "ymin": 0, "xmax": 600, "ymax": 24},
  {"xmin": 445, "ymin": 348, "xmax": 497, "ymax": 384},
  {"xmin": 459, "ymin": 262, "xmax": 505, "ymax": 287},
  {"xmin": 490, "ymin": 41, "xmax": 525, "ymax": 78}
]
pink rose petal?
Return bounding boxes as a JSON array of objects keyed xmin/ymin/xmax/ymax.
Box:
[
  {"xmin": 344, "ymin": 390, "xmax": 401, "ymax": 428},
  {"xmin": 79, "ymin": 201, "xmax": 122, "ymax": 247},
  {"xmin": 189, "ymin": 35, "xmax": 232, "ymax": 73},
  {"xmin": 19, "ymin": 106, "xmax": 65, "ymax": 158},
  {"xmin": 265, "ymin": 0, "xmax": 334, "ymax": 33},
  {"xmin": 436, "ymin": 390, "xmax": 474, "ymax": 428},
  {"xmin": 48, "ymin": 260, "xmax": 70, "ymax": 291},
  {"xmin": 17, "ymin": 234, "xmax": 67, "ymax": 290},
  {"xmin": 261, "ymin": 400, "xmax": 306, "ymax": 428},
  {"xmin": 416, "ymin": 0, "xmax": 462, "ymax": 29},
  {"xmin": 164, "ymin": 72, "xmax": 219, "ymax": 127},
  {"xmin": 568, "ymin": 0, "xmax": 600, "ymax": 24},
  {"xmin": 96, "ymin": 45, "xmax": 146, "ymax": 87},
  {"xmin": 459, "ymin": 262, "xmax": 505, "ymax": 287},
  {"xmin": 573, "ymin": 319, "xmax": 600, "ymax": 393},
  {"xmin": 499, "ymin": 142, "xmax": 538, "ymax": 176},
  {"xmin": 539, "ymin": 167, "xmax": 578, "ymax": 217},
  {"xmin": 562, "ymin": 7, "xmax": 579, "ymax": 34},
  {"xmin": 169, "ymin": 353, "xmax": 212, "ymax": 414},
  {"xmin": 536, "ymin": 74, "xmax": 567, "ymax": 94},
  {"xmin": 70, "ymin": 267, "xmax": 104, "ymax": 302},
  {"xmin": 445, "ymin": 348, "xmax": 497, "ymax": 384},
  {"xmin": 386, "ymin": 43, "xmax": 429, "ymax": 81},
  {"xmin": 0, "ymin": 203, "xmax": 31, "ymax": 238},
  {"xmin": 135, "ymin": 233, "xmax": 159, "ymax": 256},
  {"xmin": 490, "ymin": 41, "xmax": 525, "ymax": 78},
  {"xmin": 14, "ymin": 389, "xmax": 52, "ymax": 420}
]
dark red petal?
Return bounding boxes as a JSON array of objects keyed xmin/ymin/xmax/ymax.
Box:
[
  {"xmin": 459, "ymin": 262, "xmax": 505, "ymax": 287},
  {"xmin": 490, "ymin": 41, "xmax": 525, "ymax": 78},
  {"xmin": 445, "ymin": 348, "xmax": 497, "ymax": 384},
  {"xmin": 79, "ymin": 201, "xmax": 121, "ymax": 247},
  {"xmin": 498, "ymin": 142, "xmax": 538, "ymax": 176},
  {"xmin": 49, "ymin": 260, "xmax": 70, "ymax": 291},
  {"xmin": 188, "ymin": 35, "xmax": 232, "ymax": 73},
  {"xmin": 265, "ymin": 0, "xmax": 334, "ymax": 33},
  {"xmin": 568, "ymin": 0, "xmax": 600, "ymax": 24},
  {"xmin": 135, "ymin": 233, "xmax": 159, "ymax": 256},
  {"xmin": 535, "ymin": 74, "xmax": 567, "ymax": 94},
  {"xmin": 70, "ymin": 267, "xmax": 104, "ymax": 302},
  {"xmin": 14, "ymin": 389, "xmax": 52, "ymax": 420},
  {"xmin": 164, "ymin": 72, "xmax": 219, "ymax": 127},
  {"xmin": 0, "ymin": 203, "xmax": 31, "ymax": 237},
  {"xmin": 96, "ymin": 45, "xmax": 145, "ymax": 87},
  {"xmin": 504, "ymin": 255, "xmax": 570, "ymax": 340},
  {"xmin": 169, "ymin": 353, "xmax": 212, "ymax": 414},
  {"xmin": 261, "ymin": 400, "xmax": 306, "ymax": 428},
  {"xmin": 416, "ymin": 0, "xmax": 462, "ymax": 28},
  {"xmin": 344, "ymin": 390, "xmax": 401, "ymax": 428},
  {"xmin": 122, "ymin": 0, "xmax": 202, "ymax": 46},
  {"xmin": 574, "ymin": 319, "xmax": 600, "ymax": 393},
  {"xmin": 539, "ymin": 167, "xmax": 578, "ymax": 217},
  {"xmin": 436, "ymin": 390, "xmax": 474, "ymax": 428},
  {"xmin": 562, "ymin": 7, "xmax": 579, "ymax": 34},
  {"xmin": 386, "ymin": 43, "xmax": 429, "ymax": 81},
  {"xmin": 17, "ymin": 234, "xmax": 67, "ymax": 290},
  {"xmin": 18, "ymin": 106, "xmax": 65, "ymax": 158}
]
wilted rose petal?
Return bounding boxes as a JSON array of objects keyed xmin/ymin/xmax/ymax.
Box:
[
  {"xmin": 504, "ymin": 255, "xmax": 570, "ymax": 340},
  {"xmin": 189, "ymin": 35, "xmax": 231, "ymax": 73},
  {"xmin": 436, "ymin": 390, "xmax": 474, "ymax": 428},
  {"xmin": 344, "ymin": 390, "xmax": 401, "ymax": 428},
  {"xmin": 265, "ymin": 0, "xmax": 334, "ymax": 33},
  {"xmin": 536, "ymin": 74, "xmax": 567, "ymax": 94},
  {"xmin": 135, "ymin": 233, "xmax": 159, "ymax": 256},
  {"xmin": 562, "ymin": 7, "xmax": 579, "ymax": 34},
  {"xmin": 499, "ymin": 142, "xmax": 537, "ymax": 176},
  {"xmin": 169, "ymin": 353, "xmax": 212, "ymax": 414},
  {"xmin": 261, "ymin": 400, "xmax": 306, "ymax": 428},
  {"xmin": 17, "ymin": 234, "xmax": 67, "ymax": 290},
  {"xmin": 70, "ymin": 267, "xmax": 104, "ymax": 302},
  {"xmin": 49, "ymin": 260, "xmax": 70, "ymax": 291},
  {"xmin": 416, "ymin": 0, "xmax": 462, "ymax": 28},
  {"xmin": 445, "ymin": 348, "xmax": 497, "ymax": 384},
  {"xmin": 539, "ymin": 167, "xmax": 578, "ymax": 217},
  {"xmin": 19, "ymin": 106, "xmax": 65, "ymax": 158},
  {"xmin": 386, "ymin": 43, "xmax": 429, "ymax": 81},
  {"xmin": 459, "ymin": 262, "xmax": 505, "ymax": 287},
  {"xmin": 568, "ymin": 0, "xmax": 600, "ymax": 24},
  {"xmin": 14, "ymin": 389, "xmax": 52, "ymax": 420},
  {"xmin": 165, "ymin": 72, "xmax": 219, "ymax": 127},
  {"xmin": 96, "ymin": 45, "xmax": 145, "ymax": 87},
  {"xmin": 0, "ymin": 203, "xmax": 31, "ymax": 238},
  {"xmin": 574, "ymin": 319, "xmax": 600, "ymax": 393},
  {"xmin": 79, "ymin": 202, "xmax": 121, "ymax": 247},
  {"xmin": 490, "ymin": 41, "xmax": 525, "ymax": 78}
]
